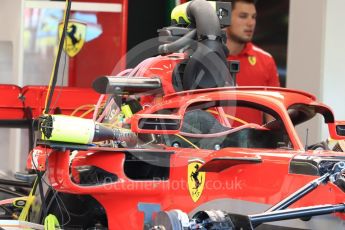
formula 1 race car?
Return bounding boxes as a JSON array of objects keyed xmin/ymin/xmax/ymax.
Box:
[
  {"xmin": 2, "ymin": 0, "xmax": 345, "ymax": 229},
  {"xmin": 27, "ymin": 86, "xmax": 345, "ymax": 230}
]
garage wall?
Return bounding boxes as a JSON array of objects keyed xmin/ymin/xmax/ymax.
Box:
[
  {"xmin": 322, "ymin": 0, "xmax": 345, "ymax": 128},
  {"xmin": 0, "ymin": 0, "xmax": 24, "ymax": 175},
  {"xmin": 287, "ymin": 0, "xmax": 345, "ymax": 146},
  {"xmin": 0, "ymin": 44, "xmax": 11, "ymax": 174},
  {"xmin": 0, "ymin": 0, "xmax": 23, "ymax": 85}
]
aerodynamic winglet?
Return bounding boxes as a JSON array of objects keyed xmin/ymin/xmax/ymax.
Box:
[{"xmin": 199, "ymin": 157, "xmax": 262, "ymax": 172}]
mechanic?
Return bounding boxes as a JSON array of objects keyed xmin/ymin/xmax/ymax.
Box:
[
  {"xmin": 225, "ymin": 0, "xmax": 280, "ymax": 87},
  {"xmin": 223, "ymin": 0, "xmax": 280, "ymax": 125}
]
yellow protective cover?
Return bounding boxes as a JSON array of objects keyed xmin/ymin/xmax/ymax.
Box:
[{"xmin": 41, "ymin": 115, "xmax": 95, "ymax": 144}]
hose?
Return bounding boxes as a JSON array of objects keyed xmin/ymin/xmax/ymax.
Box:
[
  {"xmin": 158, "ymin": 29, "xmax": 196, "ymax": 55},
  {"xmin": 113, "ymin": 128, "xmax": 137, "ymax": 147},
  {"xmin": 187, "ymin": 0, "xmax": 222, "ymax": 39},
  {"xmin": 183, "ymin": 0, "xmax": 233, "ymax": 89}
]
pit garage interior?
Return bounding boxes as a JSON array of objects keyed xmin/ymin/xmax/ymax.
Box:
[{"xmin": 0, "ymin": 0, "xmax": 345, "ymax": 229}]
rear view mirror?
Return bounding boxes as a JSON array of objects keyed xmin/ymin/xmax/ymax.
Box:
[
  {"xmin": 336, "ymin": 125, "xmax": 345, "ymax": 136},
  {"xmin": 131, "ymin": 114, "xmax": 182, "ymax": 134},
  {"xmin": 328, "ymin": 121, "xmax": 345, "ymax": 140}
]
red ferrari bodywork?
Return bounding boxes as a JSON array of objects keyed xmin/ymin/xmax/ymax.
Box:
[
  {"xmin": 0, "ymin": 85, "xmax": 100, "ymax": 120},
  {"xmin": 1, "ymin": 52, "xmax": 345, "ymax": 229},
  {"xmin": 28, "ymin": 84, "xmax": 345, "ymax": 229}
]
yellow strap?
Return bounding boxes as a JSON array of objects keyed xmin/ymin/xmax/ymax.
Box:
[
  {"xmin": 44, "ymin": 214, "xmax": 60, "ymax": 230},
  {"xmin": 18, "ymin": 179, "xmax": 37, "ymax": 221}
]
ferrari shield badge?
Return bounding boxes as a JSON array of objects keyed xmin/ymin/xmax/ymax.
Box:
[
  {"xmin": 188, "ymin": 161, "xmax": 206, "ymax": 202},
  {"xmin": 59, "ymin": 21, "xmax": 86, "ymax": 57},
  {"xmin": 248, "ymin": 56, "xmax": 256, "ymax": 66}
]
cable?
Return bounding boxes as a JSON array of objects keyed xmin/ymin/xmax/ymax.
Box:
[
  {"xmin": 49, "ymin": 43, "xmax": 68, "ymax": 114},
  {"xmin": 93, "ymin": 94, "xmax": 105, "ymax": 120},
  {"xmin": 37, "ymin": 171, "xmax": 47, "ymax": 221},
  {"xmin": 0, "ymin": 187, "xmax": 26, "ymax": 197},
  {"xmin": 31, "ymin": 150, "xmax": 72, "ymax": 227},
  {"xmin": 79, "ymin": 107, "xmax": 95, "ymax": 118},
  {"xmin": 70, "ymin": 104, "xmax": 95, "ymax": 116},
  {"xmin": 54, "ymin": 192, "xmax": 71, "ymax": 227},
  {"xmin": 174, "ymin": 134, "xmax": 199, "ymax": 149},
  {"xmin": 29, "ymin": 123, "xmax": 73, "ymax": 227},
  {"xmin": 44, "ymin": 0, "xmax": 72, "ymax": 114},
  {"xmin": 96, "ymin": 99, "xmax": 119, "ymax": 123},
  {"xmin": 207, "ymin": 109, "xmax": 248, "ymax": 125}
]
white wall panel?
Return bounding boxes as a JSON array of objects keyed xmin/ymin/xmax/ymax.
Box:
[{"xmin": 322, "ymin": 0, "xmax": 345, "ymax": 135}]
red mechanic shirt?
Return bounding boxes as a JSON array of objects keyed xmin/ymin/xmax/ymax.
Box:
[
  {"xmin": 226, "ymin": 42, "xmax": 280, "ymax": 125},
  {"xmin": 227, "ymin": 42, "xmax": 280, "ymax": 86}
]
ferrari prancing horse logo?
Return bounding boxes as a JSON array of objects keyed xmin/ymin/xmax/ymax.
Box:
[
  {"xmin": 188, "ymin": 161, "xmax": 206, "ymax": 202},
  {"xmin": 59, "ymin": 21, "xmax": 86, "ymax": 57},
  {"xmin": 248, "ymin": 55, "xmax": 256, "ymax": 66}
]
